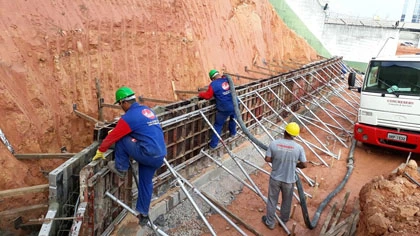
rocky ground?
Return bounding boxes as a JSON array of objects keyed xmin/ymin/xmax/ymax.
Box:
[{"xmin": 358, "ymin": 160, "xmax": 420, "ymax": 236}]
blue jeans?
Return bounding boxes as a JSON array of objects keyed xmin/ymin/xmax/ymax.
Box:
[
  {"xmin": 209, "ymin": 110, "xmax": 237, "ymax": 148},
  {"xmin": 114, "ymin": 136, "xmax": 164, "ymax": 215}
]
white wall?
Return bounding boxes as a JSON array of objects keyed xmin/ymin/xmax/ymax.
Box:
[
  {"xmin": 322, "ymin": 24, "xmax": 399, "ymax": 61},
  {"xmin": 284, "ymin": 0, "xmax": 327, "ymax": 39},
  {"xmin": 284, "ymin": 0, "xmax": 400, "ymax": 63}
]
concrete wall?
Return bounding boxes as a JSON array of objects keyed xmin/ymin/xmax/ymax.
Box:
[
  {"xmin": 284, "ymin": 0, "xmax": 327, "ymax": 40},
  {"xmin": 322, "ymin": 24, "xmax": 399, "ymax": 62},
  {"xmin": 276, "ymin": 0, "xmax": 400, "ymax": 69}
]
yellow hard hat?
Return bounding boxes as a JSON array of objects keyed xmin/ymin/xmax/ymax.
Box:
[{"xmin": 285, "ymin": 122, "xmax": 300, "ymax": 136}]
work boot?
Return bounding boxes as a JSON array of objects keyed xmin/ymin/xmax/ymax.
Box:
[
  {"xmin": 262, "ymin": 215, "xmax": 275, "ymax": 230},
  {"xmin": 138, "ymin": 214, "xmax": 149, "ymax": 226},
  {"xmin": 107, "ymin": 161, "xmax": 127, "ymax": 178}
]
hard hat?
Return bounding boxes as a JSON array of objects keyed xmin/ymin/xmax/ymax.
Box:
[
  {"xmin": 285, "ymin": 122, "xmax": 300, "ymax": 136},
  {"xmin": 209, "ymin": 69, "xmax": 219, "ymax": 79},
  {"xmin": 115, "ymin": 86, "xmax": 135, "ymax": 104}
]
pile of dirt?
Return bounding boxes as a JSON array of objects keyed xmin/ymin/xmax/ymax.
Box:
[{"xmin": 358, "ymin": 160, "xmax": 420, "ymax": 236}]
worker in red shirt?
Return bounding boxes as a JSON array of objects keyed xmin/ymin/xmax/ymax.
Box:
[
  {"xmin": 92, "ymin": 86, "xmax": 167, "ymax": 226},
  {"xmin": 199, "ymin": 69, "xmax": 237, "ymax": 149}
]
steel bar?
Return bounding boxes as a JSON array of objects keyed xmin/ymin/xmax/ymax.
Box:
[
  {"xmin": 232, "ymin": 153, "xmax": 313, "ymax": 198},
  {"xmin": 298, "ymin": 75, "xmax": 354, "ymax": 124},
  {"xmin": 138, "ymin": 96, "xmax": 173, "ymax": 104},
  {"xmin": 262, "ymin": 117, "xmax": 337, "ymax": 161},
  {"xmin": 202, "ymin": 192, "xmax": 264, "ymax": 236},
  {"xmin": 238, "ymin": 99, "xmax": 275, "ymax": 141},
  {"xmin": 404, "ymin": 172, "xmax": 420, "ymax": 187},
  {"xmin": 244, "ymin": 66, "xmax": 272, "ymax": 76},
  {"xmin": 29, "ymin": 216, "xmax": 83, "ymax": 222},
  {"xmin": 73, "ymin": 104, "xmax": 99, "ymax": 123},
  {"xmin": 296, "ymin": 113, "xmax": 349, "ymax": 136},
  {"xmin": 255, "ymin": 92, "xmax": 335, "ymax": 159},
  {"xmin": 298, "ymin": 97, "xmax": 354, "ymax": 123},
  {"xmin": 100, "ymin": 102, "xmax": 121, "ymax": 109},
  {"xmin": 201, "ymin": 150, "xmax": 286, "ymax": 214},
  {"xmin": 14, "ymin": 153, "xmax": 76, "ymax": 160},
  {"xmin": 174, "ymin": 90, "xmax": 199, "ymax": 95},
  {"xmin": 163, "ymin": 158, "xmax": 217, "ymax": 236},
  {"xmin": 267, "ymin": 87, "xmax": 333, "ymax": 164},
  {"xmin": 200, "ymin": 111, "xmax": 290, "ymax": 234},
  {"xmin": 236, "ymin": 122, "xmax": 316, "ymax": 188},
  {"xmin": 105, "ymin": 191, "xmax": 139, "ymax": 216},
  {"xmin": 312, "ymin": 87, "xmax": 357, "ymax": 117},
  {"xmin": 315, "ymin": 69, "xmax": 359, "ymax": 107},
  {"xmin": 95, "ymin": 78, "xmax": 104, "ymax": 121},
  {"xmin": 0, "ymin": 128, "xmax": 14, "ymax": 154},
  {"xmin": 279, "ymin": 81, "xmax": 348, "ymax": 148},
  {"xmin": 333, "ymin": 62, "xmax": 363, "ymax": 94},
  {"xmin": 405, "ymin": 152, "xmax": 412, "ymax": 164},
  {"xmin": 224, "ymin": 72, "xmax": 260, "ymax": 81},
  {"xmin": 173, "ymin": 171, "xmax": 248, "ymax": 235},
  {"xmin": 253, "ymin": 64, "xmax": 277, "ymax": 74},
  {"xmin": 310, "ymin": 71, "xmax": 358, "ymax": 111},
  {"xmin": 105, "ymin": 191, "xmax": 167, "ymax": 236},
  {"xmin": 292, "ymin": 113, "xmax": 348, "ymax": 142}
]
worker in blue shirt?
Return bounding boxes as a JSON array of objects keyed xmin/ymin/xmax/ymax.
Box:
[{"xmin": 199, "ymin": 69, "xmax": 237, "ymax": 149}]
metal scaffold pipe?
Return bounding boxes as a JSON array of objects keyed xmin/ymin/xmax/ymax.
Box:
[
  {"xmin": 172, "ymin": 170, "xmax": 248, "ymax": 236},
  {"xmin": 278, "ymin": 80, "xmax": 348, "ymax": 148},
  {"xmin": 199, "ymin": 111, "xmax": 290, "ymax": 234},
  {"xmin": 298, "ymin": 74, "xmax": 355, "ymax": 124},
  {"xmin": 310, "ymin": 70, "xmax": 359, "ymax": 112},
  {"xmin": 255, "ymin": 91, "xmax": 335, "ymax": 163},
  {"xmin": 163, "ymin": 158, "xmax": 217, "ymax": 236}
]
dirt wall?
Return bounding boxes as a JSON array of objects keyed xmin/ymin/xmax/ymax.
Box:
[{"xmin": 0, "ymin": 0, "xmax": 318, "ymax": 191}]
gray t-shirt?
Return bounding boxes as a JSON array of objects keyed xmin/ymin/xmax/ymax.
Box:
[{"xmin": 266, "ymin": 138, "xmax": 306, "ymax": 183}]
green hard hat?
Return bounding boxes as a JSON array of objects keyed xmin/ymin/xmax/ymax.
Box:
[
  {"xmin": 209, "ymin": 69, "xmax": 219, "ymax": 79},
  {"xmin": 115, "ymin": 86, "xmax": 135, "ymax": 104}
]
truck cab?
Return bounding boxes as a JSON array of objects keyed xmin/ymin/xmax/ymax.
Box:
[{"xmin": 349, "ymin": 55, "xmax": 420, "ymax": 153}]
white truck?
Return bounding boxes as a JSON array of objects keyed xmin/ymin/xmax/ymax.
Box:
[{"xmin": 348, "ymin": 55, "xmax": 420, "ymax": 153}]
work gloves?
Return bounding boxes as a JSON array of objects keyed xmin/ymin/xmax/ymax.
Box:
[{"xmin": 92, "ymin": 150, "xmax": 105, "ymax": 161}]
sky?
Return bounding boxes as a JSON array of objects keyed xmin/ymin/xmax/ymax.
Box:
[{"xmin": 328, "ymin": 0, "xmax": 405, "ymax": 20}]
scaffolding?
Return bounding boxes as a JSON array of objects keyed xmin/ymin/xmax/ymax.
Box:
[{"xmin": 36, "ymin": 56, "xmax": 363, "ymax": 235}]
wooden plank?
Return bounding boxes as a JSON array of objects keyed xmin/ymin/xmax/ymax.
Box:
[
  {"xmin": 0, "ymin": 184, "xmax": 49, "ymax": 199},
  {"xmin": 347, "ymin": 199, "xmax": 360, "ymax": 236},
  {"xmin": 330, "ymin": 191, "xmax": 351, "ymax": 229},
  {"xmin": 325, "ymin": 217, "xmax": 350, "ymax": 236},
  {"xmin": 0, "ymin": 204, "xmax": 48, "ymax": 216},
  {"xmin": 320, "ymin": 202, "xmax": 337, "ymax": 235},
  {"xmin": 14, "ymin": 153, "xmax": 76, "ymax": 160}
]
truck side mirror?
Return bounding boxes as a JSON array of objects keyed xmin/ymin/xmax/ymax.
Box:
[
  {"xmin": 347, "ymin": 72, "xmax": 361, "ymax": 92},
  {"xmin": 348, "ymin": 72, "xmax": 356, "ymax": 87}
]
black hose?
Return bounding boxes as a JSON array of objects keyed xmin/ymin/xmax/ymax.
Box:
[
  {"xmin": 227, "ymin": 75, "xmax": 268, "ymax": 151},
  {"xmin": 296, "ymin": 139, "xmax": 355, "ymax": 229},
  {"xmin": 227, "ymin": 75, "xmax": 356, "ymax": 229}
]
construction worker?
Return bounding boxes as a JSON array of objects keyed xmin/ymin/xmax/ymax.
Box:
[
  {"xmin": 262, "ymin": 122, "xmax": 307, "ymax": 230},
  {"xmin": 199, "ymin": 69, "xmax": 237, "ymax": 149},
  {"xmin": 92, "ymin": 86, "xmax": 167, "ymax": 226}
]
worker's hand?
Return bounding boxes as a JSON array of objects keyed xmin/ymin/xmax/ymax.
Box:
[{"xmin": 92, "ymin": 150, "xmax": 105, "ymax": 161}]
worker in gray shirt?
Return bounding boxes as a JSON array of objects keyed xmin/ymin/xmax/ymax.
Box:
[{"xmin": 262, "ymin": 122, "xmax": 307, "ymax": 230}]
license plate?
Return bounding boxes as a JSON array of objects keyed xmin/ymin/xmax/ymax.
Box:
[{"xmin": 387, "ymin": 133, "xmax": 407, "ymax": 142}]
